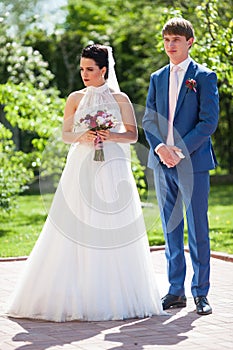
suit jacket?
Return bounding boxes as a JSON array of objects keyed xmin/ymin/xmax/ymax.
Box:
[{"xmin": 142, "ymin": 59, "xmax": 219, "ymax": 172}]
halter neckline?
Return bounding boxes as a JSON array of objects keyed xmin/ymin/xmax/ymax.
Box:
[{"xmin": 86, "ymin": 83, "xmax": 109, "ymax": 94}]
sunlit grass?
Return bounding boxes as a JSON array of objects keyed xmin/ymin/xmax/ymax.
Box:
[{"xmin": 0, "ymin": 194, "xmax": 52, "ymax": 257}]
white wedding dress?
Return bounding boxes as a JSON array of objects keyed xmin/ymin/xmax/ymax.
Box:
[{"xmin": 7, "ymin": 83, "xmax": 165, "ymax": 322}]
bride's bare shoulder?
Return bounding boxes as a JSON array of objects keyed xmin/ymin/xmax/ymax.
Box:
[
  {"xmin": 68, "ymin": 88, "xmax": 86, "ymax": 101},
  {"xmin": 65, "ymin": 88, "xmax": 87, "ymax": 111},
  {"xmin": 111, "ymin": 91, "xmax": 131, "ymax": 103}
]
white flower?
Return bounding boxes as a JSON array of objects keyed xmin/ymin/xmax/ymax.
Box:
[{"xmin": 96, "ymin": 116, "xmax": 105, "ymax": 126}]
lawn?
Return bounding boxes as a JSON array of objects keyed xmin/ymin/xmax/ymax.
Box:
[{"xmin": 0, "ymin": 184, "xmax": 233, "ymax": 257}]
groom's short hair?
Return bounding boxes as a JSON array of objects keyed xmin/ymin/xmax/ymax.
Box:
[{"xmin": 162, "ymin": 17, "xmax": 194, "ymax": 40}]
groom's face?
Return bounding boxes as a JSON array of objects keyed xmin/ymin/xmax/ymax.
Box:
[{"xmin": 163, "ymin": 34, "xmax": 194, "ymax": 64}]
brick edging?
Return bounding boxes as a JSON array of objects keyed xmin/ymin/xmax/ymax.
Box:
[
  {"xmin": 0, "ymin": 247, "xmax": 233, "ymax": 262},
  {"xmin": 0, "ymin": 256, "xmax": 28, "ymax": 262},
  {"xmin": 150, "ymin": 245, "xmax": 233, "ymax": 262}
]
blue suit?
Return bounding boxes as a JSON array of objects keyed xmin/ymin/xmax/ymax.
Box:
[{"xmin": 142, "ymin": 59, "xmax": 219, "ymax": 297}]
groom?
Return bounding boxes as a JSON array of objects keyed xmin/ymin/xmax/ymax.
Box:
[{"xmin": 142, "ymin": 18, "xmax": 219, "ymax": 315}]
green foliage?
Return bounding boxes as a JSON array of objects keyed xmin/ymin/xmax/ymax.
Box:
[
  {"xmin": 0, "ymin": 82, "xmax": 65, "ymax": 211},
  {"xmin": 0, "ymin": 82, "xmax": 65, "ymax": 162},
  {"xmin": 192, "ymin": 0, "xmax": 233, "ymax": 173},
  {"xmin": 24, "ymin": 29, "xmax": 84, "ymax": 96},
  {"xmin": 0, "ymin": 123, "xmax": 33, "ymax": 212},
  {"xmin": 0, "ymin": 0, "xmax": 48, "ymax": 39},
  {"xmin": 190, "ymin": 1, "xmax": 233, "ymax": 96},
  {"xmin": 131, "ymin": 146, "xmax": 147, "ymax": 199},
  {"xmin": 0, "ymin": 83, "xmax": 64, "ymax": 137},
  {"xmin": 0, "ymin": 40, "xmax": 54, "ymax": 89},
  {"xmin": 0, "ymin": 14, "xmax": 54, "ymax": 88}
]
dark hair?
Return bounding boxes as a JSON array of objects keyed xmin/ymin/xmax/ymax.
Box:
[
  {"xmin": 162, "ymin": 18, "xmax": 194, "ymax": 40},
  {"xmin": 81, "ymin": 44, "xmax": 109, "ymax": 79}
]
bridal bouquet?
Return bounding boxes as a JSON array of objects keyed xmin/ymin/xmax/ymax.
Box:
[{"xmin": 75, "ymin": 110, "xmax": 117, "ymax": 161}]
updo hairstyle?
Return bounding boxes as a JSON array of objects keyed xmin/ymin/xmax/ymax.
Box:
[{"xmin": 81, "ymin": 44, "xmax": 109, "ymax": 79}]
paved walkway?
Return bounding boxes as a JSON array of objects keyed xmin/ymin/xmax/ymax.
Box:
[{"xmin": 0, "ymin": 250, "xmax": 233, "ymax": 350}]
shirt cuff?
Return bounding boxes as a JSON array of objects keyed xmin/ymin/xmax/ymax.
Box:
[{"xmin": 154, "ymin": 143, "xmax": 165, "ymax": 154}]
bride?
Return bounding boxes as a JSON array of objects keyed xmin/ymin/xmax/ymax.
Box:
[{"xmin": 6, "ymin": 44, "xmax": 165, "ymax": 322}]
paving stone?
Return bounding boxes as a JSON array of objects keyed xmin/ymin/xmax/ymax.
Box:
[{"xmin": 0, "ymin": 251, "xmax": 233, "ymax": 350}]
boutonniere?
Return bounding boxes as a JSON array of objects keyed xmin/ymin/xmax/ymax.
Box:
[{"xmin": 185, "ymin": 78, "xmax": 197, "ymax": 92}]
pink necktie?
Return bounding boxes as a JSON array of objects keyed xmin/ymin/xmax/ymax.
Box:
[{"xmin": 167, "ymin": 65, "xmax": 180, "ymax": 146}]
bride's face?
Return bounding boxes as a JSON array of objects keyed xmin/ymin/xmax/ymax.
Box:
[{"xmin": 80, "ymin": 58, "xmax": 106, "ymax": 87}]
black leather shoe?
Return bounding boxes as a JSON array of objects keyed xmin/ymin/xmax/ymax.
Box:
[
  {"xmin": 194, "ymin": 296, "xmax": 212, "ymax": 315},
  {"xmin": 161, "ymin": 294, "xmax": 187, "ymax": 310}
]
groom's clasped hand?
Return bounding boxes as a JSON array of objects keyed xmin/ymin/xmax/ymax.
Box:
[{"xmin": 157, "ymin": 144, "xmax": 184, "ymax": 168}]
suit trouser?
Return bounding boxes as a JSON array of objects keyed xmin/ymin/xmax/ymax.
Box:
[{"xmin": 154, "ymin": 164, "xmax": 210, "ymax": 297}]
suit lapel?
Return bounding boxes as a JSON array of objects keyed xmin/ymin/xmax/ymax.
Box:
[
  {"xmin": 175, "ymin": 60, "xmax": 196, "ymax": 116},
  {"xmin": 162, "ymin": 66, "xmax": 170, "ymax": 119}
]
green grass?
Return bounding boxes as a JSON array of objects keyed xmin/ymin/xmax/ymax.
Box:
[
  {"xmin": 0, "ymin": 194, "xmax": 53, "ymax": 257},
  {"xmin": 0, "ymin": 184, "xmax": 233, "ymax": 257}
]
